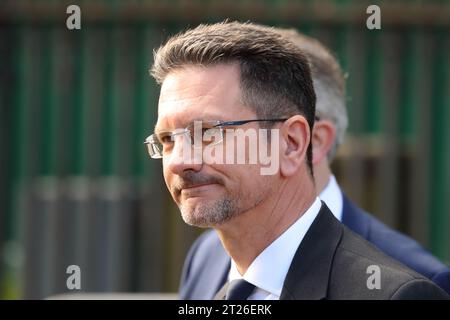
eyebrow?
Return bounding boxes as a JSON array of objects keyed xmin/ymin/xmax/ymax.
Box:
[{"xmin": 154, "ymin": 115, "xmax": 228, "ymax": 132}]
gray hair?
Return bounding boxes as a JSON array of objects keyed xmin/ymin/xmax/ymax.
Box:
[
  {"xmin": 275, "ymin": 29, "xmax": 348, "ymax": 161},
  {"xmin": 313, "ymin": 72, "xmax": 348, "ymax": 161}
]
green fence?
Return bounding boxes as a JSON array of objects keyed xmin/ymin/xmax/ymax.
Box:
[{"xmin": 0, "ymin": 0, "xmax": 449, "ymax": 299}]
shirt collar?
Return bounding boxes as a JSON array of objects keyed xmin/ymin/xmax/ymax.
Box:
[
  {"xmin": 318, "ymin": 175, "xmax": 343, "ymax": 221},
  {"xmin": 228, "ymin": 197, "xmax": 322, "ymax": 297}
]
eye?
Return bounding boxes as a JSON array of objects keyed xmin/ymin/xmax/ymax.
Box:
[{"xmin": 158, "ymin": 133, "xmax": 173, "ymax": 144}]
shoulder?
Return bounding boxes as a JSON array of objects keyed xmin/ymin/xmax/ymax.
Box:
[
  {"xmin": 390, "ymin": 279, "xmax": 450, "ymax": 299},
  {"xmin": 329, "ymin": 224, "xmax": 449, "ymax": 299},
  {"xmin": 342, "ymin": 195, "xmax": 450, "ymax": 290}
]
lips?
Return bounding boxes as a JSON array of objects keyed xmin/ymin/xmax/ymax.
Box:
[
  {"xmin": 182, "ymin": 183, "xmax": 215, "ymax": 190},
  {"xmin": 180, "ymin": 183, "xmax": 218, "ymax": 199},
  {"xmin": 171, "ymin": 171, "xmax": 224, "ymax": 198}
]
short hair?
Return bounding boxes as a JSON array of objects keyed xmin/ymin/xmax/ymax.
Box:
[
  {"xmin": 275, "ymin": 29, "xmax": 348, "ymax": 161},
  {"xmin": 151, "ymin": 21, "xmax": 316, "ymax": 175}
]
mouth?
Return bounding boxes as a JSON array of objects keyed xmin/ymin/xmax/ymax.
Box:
[
  {"xmin": 180, "ymin": 183, "xmax": 219, "ymax": 197},
  {"xmin": 182, "ymin": 183, "xmax": 216, "ymax": 191}
]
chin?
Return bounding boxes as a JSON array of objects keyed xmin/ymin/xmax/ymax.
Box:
[
  {"xmin": 180, "ymin": 210, "xmax": 215, "ymax": 228},
  {"xmin": 179, "ymin": 200, "xmax": 236, "ymax": 228}
]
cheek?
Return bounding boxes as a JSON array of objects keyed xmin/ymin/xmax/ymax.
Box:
[
  {"xmin": 221, "ymin": 165, "xmax": 261, "ymax": 189},
  {"xmin": 162, "ymin": 165, "xmax": 172, "ymax": 189}
]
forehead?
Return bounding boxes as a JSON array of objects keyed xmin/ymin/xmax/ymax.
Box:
[{"xmin": 156, "ymin": 64, "xmax": 252, "ymax": 127}]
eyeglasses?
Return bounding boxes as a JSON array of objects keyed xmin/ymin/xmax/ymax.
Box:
[{"xmin": 144, "ymin": 118, "xmax": 288, "ymax": 159}]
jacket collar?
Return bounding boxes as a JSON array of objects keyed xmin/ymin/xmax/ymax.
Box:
[{"xmin": 280, "ymin": 203, "xmax": 343, "ymax": 300}]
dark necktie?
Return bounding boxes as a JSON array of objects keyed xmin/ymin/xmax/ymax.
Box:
[{"xmin": 225, "ymin": 279, "xmax": 256, "ymax": 300}]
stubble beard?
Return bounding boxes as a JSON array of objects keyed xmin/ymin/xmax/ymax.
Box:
[{"xmin": 179, "ymin": 196, "xmax": 240, "ymax": 228}]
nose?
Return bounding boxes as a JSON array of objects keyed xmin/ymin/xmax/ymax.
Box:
[{"xmin": 165, "ymin": 133, "xmax": 203, "ymax": 175}]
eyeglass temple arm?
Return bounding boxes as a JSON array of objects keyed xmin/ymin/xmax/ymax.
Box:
[{"xmin": 215, "ymin": 118, "xmax": 288, "ymax": 127}]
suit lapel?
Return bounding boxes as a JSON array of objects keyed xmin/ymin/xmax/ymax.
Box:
[{"xmin": 280, "ymin": 203, "xmax": 343, "ymax": 300}]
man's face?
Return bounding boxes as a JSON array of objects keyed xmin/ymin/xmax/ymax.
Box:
[{"xmin": 156, "ymin": 64, "xmax": 274, "ymax": 228}]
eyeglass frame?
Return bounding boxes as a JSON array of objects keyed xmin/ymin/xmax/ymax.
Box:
[{"xmin": 143, "ymin": 118, "xmax": 290, "ymax": 159}]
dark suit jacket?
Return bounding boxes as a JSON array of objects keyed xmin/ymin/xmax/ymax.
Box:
[{"xmin": 180, "ymin": 198, "xmax": 450, "ymax": 299}]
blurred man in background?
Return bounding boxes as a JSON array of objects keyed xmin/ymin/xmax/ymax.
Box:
[{"xmin": 178, "ymin": 26, "xmax": 450, "ymax": 299}]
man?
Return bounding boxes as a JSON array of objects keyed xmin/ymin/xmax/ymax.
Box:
[
  {"xmin": 147, "ymin": 21, "xmax": 448, "ymax": 299},
  {"xmin": 177, "ymin": 27, "xmax": 450, "ymax": 299}
]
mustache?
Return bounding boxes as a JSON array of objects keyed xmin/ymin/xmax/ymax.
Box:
[{"xmin": 172, "ymin": 171, "xmax": 224, "ymax": 194}]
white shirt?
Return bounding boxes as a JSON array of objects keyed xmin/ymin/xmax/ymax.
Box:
[
  {"xmin": 318, "ymin": 175, "xmax": 343, "ymax": 222},
  {"xmin": 228, "ymin": 197, "xmax": 322, "ymax": 300}
]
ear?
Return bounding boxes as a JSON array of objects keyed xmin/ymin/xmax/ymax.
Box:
[
  {"xmin": 279, "ymin": 115, "xmax": 311, "ymax": 177},
  {"xmin": 312, "ymin": 119, "xmax": 336, "ymax": 165}
]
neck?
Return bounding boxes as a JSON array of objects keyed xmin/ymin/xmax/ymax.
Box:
[
  {"xmin": 314, "ymin": 160, "xmax": 332, "ymax": 194},
  {"xmin": 215, "ymin": 174, "xmax": 316, "ymax": 276}
]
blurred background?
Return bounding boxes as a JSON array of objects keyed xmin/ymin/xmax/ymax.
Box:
[{"xmin": 0, "ymin": 0, "xmax": 449, "ymax": 299}]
